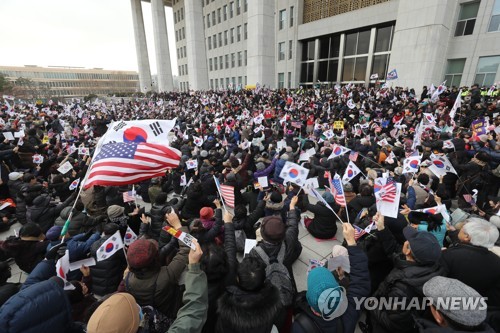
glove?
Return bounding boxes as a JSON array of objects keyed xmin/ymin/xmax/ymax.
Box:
[{"xmin": 45, "ymin": 243, "xmax": 67, "ymax": 261}]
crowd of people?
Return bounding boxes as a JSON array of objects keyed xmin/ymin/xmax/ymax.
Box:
[{"xmin": 0, "ymin": 82, "xmax": 498, "ymax": 333}]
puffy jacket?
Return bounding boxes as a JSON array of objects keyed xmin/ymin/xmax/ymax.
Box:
[
  {"xmin": 90, "ymin": 235, "xmax": 127, "ymax": 297},
  {"xmin": 7, "ymin": 179, "xmax": 23, "ymax": 200},
  {"xmin": 303, "ymin": 197, "xmax": 338, "ymax": 239},
  {"xmin": 27, "ymin": 193, "xmax": 75, "ymax": 232},
  {"xmin": 369, "ymin": 228, "xmax": 443, "ymax": 333},
  {"xmin": 0, "ymin": 278, "xmax": 74, "ymax": 333},
  {"xmin": 232, "ymin": 200, "xmax": 265, "ymax": 240},
  {"xmin": 273, "ymin": 158, "xmax": 288, "ymax": 183}
]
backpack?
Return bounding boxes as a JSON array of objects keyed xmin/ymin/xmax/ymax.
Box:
[{"xmin": 255, "ymin": 242, "xmax": 294, "ymax": 306}]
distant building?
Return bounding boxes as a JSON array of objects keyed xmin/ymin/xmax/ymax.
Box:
[
  {"xmin": 0, "ymin": 65, "xmax": 140, "ymax": 99},
  {"xmin": 132, "ymin": 0, "xmax": 500, "ymax": 92}
]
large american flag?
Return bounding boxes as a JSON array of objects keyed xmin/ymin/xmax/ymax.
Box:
[
  {"xmin": 84, "ymin": 142, "xmax": 181, "ymax": 188},
  {"xmin": 330, "ymin": 174, "xmax": 346, "ymax": 206}
]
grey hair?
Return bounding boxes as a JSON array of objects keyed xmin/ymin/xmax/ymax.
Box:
[{"xmin": 463, "ymin": 217, "xmax": 499, "ymax": 248}]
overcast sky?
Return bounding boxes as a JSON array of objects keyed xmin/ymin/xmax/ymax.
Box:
[{"xmin": 0, "ymin": 0, "xmax": 178, "ymax": 75}]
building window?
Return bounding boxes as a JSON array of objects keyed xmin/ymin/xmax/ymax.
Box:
[
  {"xmin": 174, "ymin": 12, "xmax": 177, "ymax": 24},
  {"xmin": 210, "ymin": 79, "xmax": 213, "ymax": 89},
  {"xmin": 225, "ymin": 55, "xmax": 229, "ymax": 68},
  {"xmin": 175, "ymin": 30, "xmax": 178, "ymax": 42},
  {"xmin": 455, "ymin": 2, "xmax": 480, "ymax": 36},
  {"xmin": 219, "ymin": 56, "xmax": 223, "ymax": 69},
  {"xmin": 278, "ymin": 73, "xmax": 285, "ymax": 88},
  {"xmin": 214, "ymin": 57, "xmax": 218, "ymax": 70},
  {"xmin": 183, "ymin": 46, "xmax": 186, "ymax": 57},
  {"xmin": 244, "ymin": 0, "xmax": 248, "ymax": 12},
  {"xmin": 224, "ymin": 30, "xmax": 228, "ymax": 45},
  {"xmin": 302, "ymin": 40, "xmax": 315, "ymax": 61},
  {"xmin": 212, "ymin": 10, "xmax": 216, "ymax": 26},
  {"xmin": 289, "ymin": 40, "xmax": 293, "ymax": 59},
  {"xmin": 244, "ymin": 50, "xmax": 247, "ymax": 66},
  {"xmin": 342, "ymin": 57, "xmax": 368, "ymax": 81},
  {"xmin": 474, "ymin": 56, "xmax": 500, "ymax": 86},
  {"xmin": 231, "ymin": 53, "xmax": 235, "ymax": 67},
  {"xmin": 230, "ymin": 2, "xmax": 234, "ymax": 18},
  {"xmin": 223, "ymin": 5, "xmax": 227, "ymax": 20},
  {"xmin": 244, "ymin": 23, "xmax": 248, "ymax": 40},
  {"xmin": 213, "ymin": 34, "xmax": 217, "ymax": 48},
  {"xmin": 489, "ymin": 0, "xmax": 500, "ymax": 32},
  {"xmin": 237, "ymin": 0, "xmax": 241, "ymax": 15},
  {"xmin": 237, "ymin": 25, "xmax": 241, "ymax": 42},
  {"xmin": 278, "ymin": 42, "xmax": 285, "ymax": 61},
  {"xmin": 345, "ymin": 30, "xmax": 370, "ymax": 56},
  {"xmin": 215, "ymin": 78, "xmax": 218, "ymax": 88},
  {"xmin": 238, "ymin": 51, "xmax": 242, "ymax": 66},
  {"xmin": 217, "ymin": 8, "xmax": 221, "ymax": 23},
  {"xmin": 182, "ymin": 27, "xmax": 185, "ymax": 39},
  {"xmin": 372, "ymin": 54, "xmax": 390, "ymax": 80},
  {"xmin": 290, "ymin": 6, "xmax": 294, "ymax": 27},
  {"xmin": 279, "ymin": 9, "xmax": 286, "ymax": 30},
  {"xmin": 207, "ymin": 13, "xmax": 211, "ymax": 28},
  {"xmin": 288, "ymin": 72, "xmax": 292, "ymax": 88},
  {"xmin": 208, "ymin": 36, "xmax": 212, "ymax": 50},
  {"xmin": 218, "ymin": 33, "xmax": 222, "ymax": 47},
  {"xmin": 231, "ymin": 28, "xmax": 235, "ymax": 43},
  {"xmin": 226, "ymin": 78, "xmax": 230, "ymax": 87},
  {"xmin": 185, "ymin": 65, "xmax": 188, "ymax": 75},
  {"xmin": 444, "ymin": 59, "xmax": 466, "ymax": 87},
  {"xmin": 181, "ymin": 8, "xmax": 184, "ymax": 20}
]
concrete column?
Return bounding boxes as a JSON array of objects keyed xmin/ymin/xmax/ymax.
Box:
[
  {"xmin": 247, "ymin": 0, "xmax": 276, "ymax": 87},
  {"xmin": 337, "ymin": 34, "xmax": 345, "ymax": 82},
  {"xmin": 184, "ymin": 0, "xmax": 209, "ymax": 90},
  {"xmin": 365, "ymin": 27, "xmax": 377, "ymax": 84},
  {"xmin": 313, "ymin": 38, "xmax": 320, "ymax": 82},
  {"xmin": 151, "ymin": 0, "xmax": 174, "ymax": 92},
  {"xmin": 130, "ymin": 0, "xmax": 152, "ymax": 93}
]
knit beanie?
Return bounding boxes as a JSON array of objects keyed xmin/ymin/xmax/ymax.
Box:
[
  {"xmin": 260, "ymin": 216, "xmax": 286, "ymax": 243},
  {"xmin": 306, "ymin": 267, "xmax": 340, "ymax": 313},
  {"xmin": 127, "ymin": 239, "xmax": 158, "ymax": 269},
  {"xmin": 87, "ymin": 293, "xmax": 139, "ymax": 333},
  {"xmin": 200, "ymin": 207, "xmax": 214, "ymax": 220},
  {"xmin": 256, "ymin": 162, "xmax": 266, "ymax": 171}
]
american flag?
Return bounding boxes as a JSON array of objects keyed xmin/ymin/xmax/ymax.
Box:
[
  {"xmin": 354, "ymin": 225, "xmax": 367, "ymax": 240},
  {"xmin": 349, "ymin": 151, "xmax": 359, "ymax": 162},
  {"xmin": 123, "ymin": 190, "xmax": 136, "ymax": 203},
  {"xmin": 84, "ymin": 142, "xmax": 181, "ymax": 189},
  {"xmin": 375, "ymin": 182, "xmax": 397, "ymax": 203},
  {"xmin": 330, "ymin": 174, "xmax": 346, "ymax": 206},
  {"xmin": 213, "ymin": 176, "xmax": 235, "ymax": 208},
  {"xmin": 220, "ymin": 184, "xmax": 235, "ymax": 208}
]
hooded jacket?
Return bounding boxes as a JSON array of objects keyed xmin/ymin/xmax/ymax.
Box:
[{"xmin": 0, "ymin": 236, "xmax": 48, "ymax": 273}]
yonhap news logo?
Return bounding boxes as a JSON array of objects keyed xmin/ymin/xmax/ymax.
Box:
[{"xmin": 318, "ymin": 286, "xmax": 348, "ymax": 320}]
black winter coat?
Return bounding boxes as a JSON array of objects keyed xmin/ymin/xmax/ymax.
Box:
[
  {"xmin": 370, "ymin": 258, "xmax": 442, "ymax": 333},
  {"xmin": 232, "ymin": 200, "xmax": 265, "ymax": 240},
  {"xmin": 27, "ymin": 193, "xmax": 75, "ymax": 232},
  {"xmin": 441, "ymin": 243, "xmax": 500, "ymax": 306},
  {"xmin": 304, "ymin": 198, "xmax": 338, "ymax": 239},
  {"xmin": 89, "ymin": 235, "xmax": 127, "ymax": 297}
]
